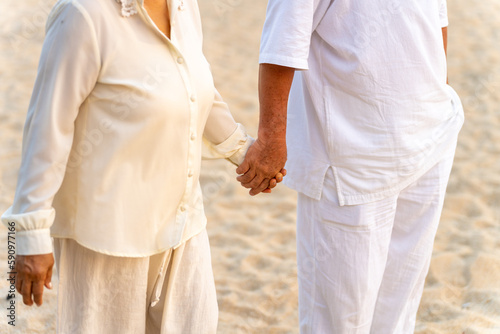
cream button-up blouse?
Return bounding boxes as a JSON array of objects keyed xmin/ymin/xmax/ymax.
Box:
[{"xmin": 1, "ymin": 0, "xmax": 253, "ymax": 256}]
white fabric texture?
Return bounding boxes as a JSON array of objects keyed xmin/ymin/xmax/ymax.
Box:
[
  {"xmin": 1, "ymin": 0, "xmax": 252, "ymax": 256},
  {"xmin": 296, "ymin": 139, "xmax": 457, "ymax": 334},
  {"xmin": 53, "ymin": 229, "xmax": 218, "ymax": 334},
  {"xmin": 259, "ymin": 0, "xmax": 464, "ymax": 205}
]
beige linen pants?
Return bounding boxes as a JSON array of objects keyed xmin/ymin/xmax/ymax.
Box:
[
  {"xmin": 297, "ymin": 143, "xmax": 457, "ymax": 333},
  {"xmin": 53, "ymin": 229, "xmax": 218, "ymax": 334}
]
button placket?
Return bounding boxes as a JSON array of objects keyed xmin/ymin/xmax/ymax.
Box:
[{"xmin": 170, "ymin": 45, "xmax": 200, "ymax": 237}]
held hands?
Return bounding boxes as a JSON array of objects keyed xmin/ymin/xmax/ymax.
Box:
[
  {"xmin": 260, "ymin": 168, "xmax": 287, "ymax": 194},
  {"xmin": 236, "ymin": 137, "xmax": 287, "ymax": 196},
  {"xmin": 15, "ymin": 253, "xmax": 54, "ymax": 306}
]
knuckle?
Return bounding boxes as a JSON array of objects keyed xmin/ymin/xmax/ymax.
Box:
[
  {"xmin": 250, "ymin": 181, "xmax": 261, "ymax": 188},
  {"xmin": 264, "ymin": 169, "xmax": 276, "ymax": 177},
  {"xmin": 242, "ymin": 175, "xmax": 253, "ymax": 183},
  {"xmin": 30, "ymin": 271, "xmax": 45, "ymax": 281}
]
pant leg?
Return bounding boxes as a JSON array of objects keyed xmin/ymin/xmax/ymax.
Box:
[
  {"xmin": 53, "ymin": 238, "xmax": 150, "ymax": 334},
  {"xmin": 370, "ymin": 148, "xmax": 457, "ymax": 334},
  {"xmin": 146, "ymin": 228, "xmax": 218, "ymax": 334},
  {"xmin": 297, "ymin": 169, "xmax": 399, "ymax": 334}
]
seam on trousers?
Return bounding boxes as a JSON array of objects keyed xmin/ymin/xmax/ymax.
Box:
[
  {"xmin": 310, "ymin": 196, "xmax": 319, "ymax": 334},
  {"xmin": 55, "ymin": 239, "xmax": 65, "ymax": 334}
]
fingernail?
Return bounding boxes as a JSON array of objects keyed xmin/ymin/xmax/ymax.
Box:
[{"xmin": 48, "ymin": 282, "xmax": 53, "ymax": 289}]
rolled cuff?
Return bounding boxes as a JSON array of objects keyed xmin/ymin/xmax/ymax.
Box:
[
  {"xmin": 202, "ymin": 124, "xmax": 254, "ymax": 166},
  {"xmin": 227, "ymin": 135, "xmax": 255, "ymax": 166},
  {"xmin": 1, "ymin": 207, "xmax": 55, "ymax": 255},
  {"xmin": 16, "ymin": 229, "xmax": 53, "ymax": 255},
  {"xmin": 1, "ymin": 207, "xmax": 55, "ymax": 230}
]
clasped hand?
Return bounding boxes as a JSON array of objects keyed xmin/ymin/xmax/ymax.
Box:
[{"xmin": 236, "ymin": 137, "xmax": 287, "ymax": 195}]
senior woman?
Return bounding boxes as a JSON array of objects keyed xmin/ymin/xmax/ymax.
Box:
[{"xmin": 1, "ymin": 0, "xmax": 284, "ymax": 332}]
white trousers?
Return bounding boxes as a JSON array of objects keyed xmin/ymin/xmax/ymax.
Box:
[
  {"xmin": 297, "ymin": 149, "xmax": 456, "ymax": 333},
  {"xmin": 53, "ymin": 229, "xmax": 218, "ymax": 334}
]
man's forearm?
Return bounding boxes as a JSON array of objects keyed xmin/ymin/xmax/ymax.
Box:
[
  {"xmin": 258, "ymin": 64, "xmax": 295, "ymax": 142},
  {"xmin": 442, "ymin": 27, "xmax": 448, "ymax": 57},
  {"xmin": 234, "ymin": 63, "xmax": 295, "ymax": 195},
  {"xmin": 442, "ymin": 27, "xmax": 448, "ymax": 84}
]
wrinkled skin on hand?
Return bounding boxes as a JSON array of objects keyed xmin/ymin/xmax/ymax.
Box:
[
  {"xmin": 236, "ymin": 137, "xmax": 287, "ymax": 196},
  {"xmin": 15, "ymin": 253, "xmax": 54, "ymax": 306}
]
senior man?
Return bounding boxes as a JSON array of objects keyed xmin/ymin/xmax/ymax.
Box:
[{"xmin": 237, "ymin": 0, "xmax": 464, "ymax": 332}]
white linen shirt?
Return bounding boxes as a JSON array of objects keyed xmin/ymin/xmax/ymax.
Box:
[
  {"xmin": 1, "ymin": 0, "xmax": 252, "ymax": 256},
  {"xmin": 260, "ymin": 0, "xmax": 464, "ymax": 205}
]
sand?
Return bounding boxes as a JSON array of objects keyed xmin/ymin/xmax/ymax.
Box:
[{"xmin": 0, "ymin": 0, "xmax": 499, "ymax": 333}]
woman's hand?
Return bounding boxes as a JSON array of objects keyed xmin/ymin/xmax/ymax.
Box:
[{"xmin": 15, "ymin": 254, "xmax": 54, "ymax": 306}]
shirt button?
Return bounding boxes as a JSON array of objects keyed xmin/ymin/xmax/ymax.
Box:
[
  {"xmin": 190, "ymin": 95, "xmax": 196, "ymax": 102},
  {"xmin": 188, "ymin": 170, "xmax": 193, "ymax": 177},
  {"xmin": 180, "ymin": 205, "xmax": 186, "ymax": 212},
  {"xmin": 190, "ymin": 133, "xmax": 196, "ymax": 141},
  {"xmin": 177, "ymin": 57, "xmax": 184, "ymax": 64}
]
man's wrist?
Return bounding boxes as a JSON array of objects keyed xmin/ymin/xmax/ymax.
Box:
[{"xmin": 257, "ymin": 127, "xmax": 286, "ymax": 144}]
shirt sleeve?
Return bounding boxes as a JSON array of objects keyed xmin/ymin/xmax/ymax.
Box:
[
  {"xmin": 0, "ymin": 0, "xmax": 100, "ymax": 255},
  {"xmin": 202, "ymin": 89, "xmax": 254, "ymax": 166},
  {"xmin": 259, "ymin": 0, "xmax": 316, "ymax": 70},
  {"xmin": 439, "ymin": 0, "xmax": 449, "ymax": 27}
]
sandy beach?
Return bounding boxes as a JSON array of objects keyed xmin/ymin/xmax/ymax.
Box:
[{"xmin": 1, "ymin": 0, "xmax": 499, "ymax": 333}]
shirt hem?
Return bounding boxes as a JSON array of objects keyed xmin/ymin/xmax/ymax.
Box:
[
  {"xmin": 338, "ymin": 122, "xmax": 462, "ymax": 205},
  {"xmin": 259, "ymin": 54, "xmax": 309, "ymax": 70},
  {"xmin": 287, "ymin": 111, "xmax": 463, "ymax": 206}
]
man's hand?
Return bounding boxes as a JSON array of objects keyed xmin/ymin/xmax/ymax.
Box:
[
  {"xmin": 15, "ymin": 253, "xmax": 54, "ymax": 306},
  {"xmin": 236, "ymin": 137, "xmax": 287, "ymax": 196}
]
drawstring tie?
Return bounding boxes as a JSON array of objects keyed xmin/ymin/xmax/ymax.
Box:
[{"xmin": 150, "ymin": 249, "xmax": 171, "ymax": 307}]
